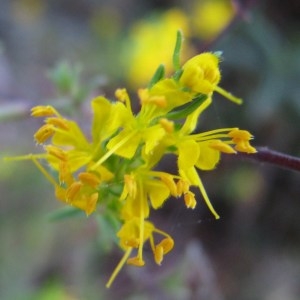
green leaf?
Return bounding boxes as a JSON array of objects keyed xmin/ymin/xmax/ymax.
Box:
[
  {"xmin": 148, "ymin": 64, "xmax": 165, "ymax": 88},
  {"xmin": 173, "ymin": 30, "xmax": 183, "ymax": 71},
  {"xmin": 165, "ymin": 94, "xmax": 208, "ymax": 120}
]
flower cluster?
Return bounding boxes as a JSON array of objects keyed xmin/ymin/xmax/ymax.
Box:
[{"xmin": 11, "ymin": 34, "xmax": 256, "ymax": 287}]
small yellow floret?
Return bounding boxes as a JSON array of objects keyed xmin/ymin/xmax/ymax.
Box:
[{"xmin": 180, "ymin": 53, "xmax": 221, "ymax": 94}]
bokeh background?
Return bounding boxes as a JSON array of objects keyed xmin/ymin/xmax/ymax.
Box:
[{"xmin": 1, "ymin": 0, "xmax": 300, "ymax": 299}]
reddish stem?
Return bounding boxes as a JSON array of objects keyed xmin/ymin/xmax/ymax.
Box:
[{"xmin": 237, "ymin": 147, "xmax": 300, "ymax": 172}]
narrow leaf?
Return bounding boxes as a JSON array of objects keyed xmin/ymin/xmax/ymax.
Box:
[
  {"xmin": 165, "ymin": 94, "xmax": 207, "ymax": 120},
  {"xmin": 172, "ymin": 30, "xmax": 183, "ymax": 71}
]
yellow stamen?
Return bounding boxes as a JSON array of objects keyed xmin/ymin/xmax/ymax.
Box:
[
  {"xmin": 148, "ymin": 96, "xmax": 167, "ymax": 108},
  {"xmin": 184, "ymin": 191, "xmax": 197, "ymax": 209},
  {"xmin": 125, "ymin": 238, "xmax": 139, "ymax": 248},
  {"xmin": 55, "ymin": 185, "xmax": 67, "ymax": 202},
  {"xmin": 157, "ymin": 237, "xmax": 174, "ymax": 254},
  {"xmin": 34, "ymin": 124, "xmax": 55, "ymax": 144},
  {"xmin": 209, "ymin": 140, "xmax": 236, "ymax": 154},
  {"xmin": 228, "ymin": 128, "xmax": 252, "ymax": 140},
  {"xmin": 29, "ymin": 156, "xmax": 58, "ymax": 186},
  {"xmin": 235, "ymin": 141, "xmax": 257, "ymax": 154},
  {"xmin": 115, "ymin": 88, "xmax": 132, "ymax": 113},
  {"xmin": 46, "ymin": 117, "xmax": 70, "ymax": 130},
  {"xmin": 228, "ymin": 129, "xmax": 257, "ymax": 153},
  {"xmin": 44, "ymin": 145, "xmax": 68, "ymax": 161},
  {"xmin": 159, "ymin": 173, "xmax": 178, "ymax": 197},
  {"xmin": 176, "ymin": 179, "xmax": 190, "ymax": 196},
  {"xmin": 106, "ymin": 248, "xmax": 133, "ymax": 288},
  {"xmin": 78, "ymin": 172, "xmax": 101, "ymax": 188},
  {"xmin": 85, "ymin": 192, "xmax": 98, "ymax": 215},
  {"xmin": 159, "ymin": 118, "xmax": 174, "ymax": 133},
  {"xmin": 31, "ymin": 105, "xmax": 60, "ymax": 117},
  {"xmin": 127, "ymin": 256, "xmax": 145, "ymax": 266},
  {"xmin": 154, "ymin": 245, "xmax": 164, "ymax": 265},
  {"xmin": 124, "ymin": 174, "xmax": 137, "ymax": 199},
  {"xmin": 58, "ymin": 161, "xmax": 73, "ymax": 185},
  {"xmin": 66, "ymin": 182, "xmax": 82, "ymax": 202},
  {"xmin": 154, "ymin": 235, "xmax": 174, "ymax": 265},
  {"xmin": 4, "ymin": 153, "xmax": 47, "ymax": 162},
  {"xmin": 193, "ymin": 127, "xmax": 238, "ymax": 140}
]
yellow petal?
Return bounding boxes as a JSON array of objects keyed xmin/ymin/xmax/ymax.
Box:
[
  {"xmin": 146, "ymin": 179, "xmax": 170, "ymax": 209},
  {"xmin": 91, "ymin": 96, "xmax": 112, "ymax": 142},
  {"xmin": 180, "ymin": 53, "xmax": 221, "ymax": 94},
  {"xmin": 149, "ymin": 78, "xmax": 192, "ymax": 112},
  {"xmin": 177, "ymin": 139, "xmax": 200, "ymax": 169},
  {"xmin": 106, "ymin": 129, "xmax": 140, "ymax": 159},
  {"xmin": 52, "ymin": 120, "xmax": 90, "ymax": 149},
  {"xmin": 195, "ymin": 142, "xmax": 220, "ymax": 170},
  {"xmin": 179, "ymin": 166, "xmax": 199, "ymax": 186},
  {"xmin": 143, "ymin": 126, "xmax": 165, "ymax": 155}
]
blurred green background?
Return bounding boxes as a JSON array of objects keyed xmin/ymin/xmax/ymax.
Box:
[{"xmin": 1, "ymin": 0, "xmax": 300, "ymax": 299}]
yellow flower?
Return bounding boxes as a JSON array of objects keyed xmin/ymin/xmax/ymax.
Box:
[
  {"xmin": 155, "ymin": 92, "xmax": 256, "ymax": 219},
  {"xmin": 100, "ymin": 84, "xmax": 196, "ymax": 163},
  {"xmin": 192, "ymin": 0, "xmax": 236, "ymax": 40},
  {"xmin": 179, "ymin": 53, "xmax": 221, "ymax": 95},
  {"xmin": 123, "ymin": 8, "xmax": 192, "ymax": 87},
  {"xmin": 105, "ymin": 165, "xmax": 196, "ymax": 287},
  {"xmin": 179, "ymin": 53, "xmax": 242, "ymax": 104},
  {"xmin": 12, "ymin": 97, "xmax": 120, "ymax": 214},
  {"xmin": 106, "ymin": 215, "xmax": 174, "ymax": 288}
]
